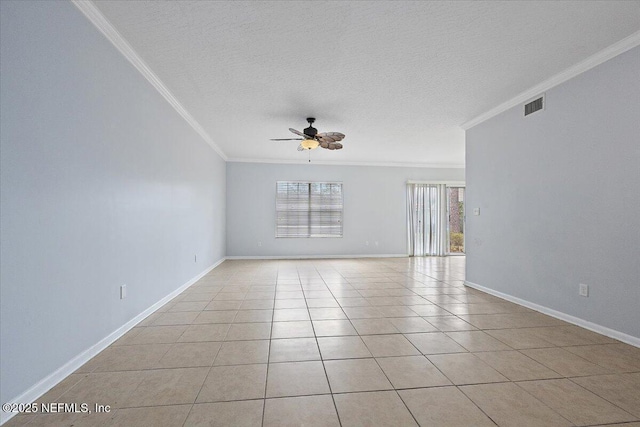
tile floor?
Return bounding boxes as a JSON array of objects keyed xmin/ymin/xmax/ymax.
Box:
[{"xmin": 7, "ymin": 257, "xmax": 640, "ymax": 426}]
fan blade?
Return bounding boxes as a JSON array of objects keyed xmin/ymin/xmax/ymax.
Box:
[
  {"xmin": 289, "ymin": 128, "xmax": 307, "ymax": 137},
  {"xmin": 320, "ymin": 141, "xmax": 343, "ymax": 151},
  {"xmin": 297, "ymin": 144, "xmax": 305, "ymax": 151},
  {"xmin": 270, "ymin": 138, "xmax": 304, "ymax": 141},
  {"xmin": 317, "ymin": 132, "xmax": 345, "ymax": 143}
]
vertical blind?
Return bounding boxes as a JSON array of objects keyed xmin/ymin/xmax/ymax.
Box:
[
  {"xmin": 407, "ymin": 183, "xmax": 448, "ymax": 256},
  {"xmin": 276, "ymin": 182, "xmax": 343, "ymax": 238}
]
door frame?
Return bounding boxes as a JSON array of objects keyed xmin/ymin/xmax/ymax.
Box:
[{"xmin": 406, "ymin": 181, "xmax": 465, "ymax": 257}]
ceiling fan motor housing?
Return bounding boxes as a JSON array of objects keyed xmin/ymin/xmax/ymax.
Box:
[
  {"xmin": 304, "ymin": 126, "xmax": 317, "ymax": 137},
  {"xmin": 304, "ymin": 117, "xmax": 317, "ymax": 137}
]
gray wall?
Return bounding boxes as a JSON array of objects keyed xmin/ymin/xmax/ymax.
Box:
[
  {"xmin": 466, "ymin": 47, "xmax": 640, "ymax": 339},
  {"xmin": 0, "ymin": 1, "xmax": 226, "ymax": 403},
  {"xmin": 226, "ymin": 162, "xmax": 464, "ymax": 257}
]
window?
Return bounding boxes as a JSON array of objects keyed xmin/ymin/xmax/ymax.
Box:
[{"xmin": 276, "ymin": 181, "xmax": 343, "ymax": 238}]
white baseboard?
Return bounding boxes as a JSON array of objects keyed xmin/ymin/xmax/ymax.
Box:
[
  {"xmin": 225, "ymin": 254, "xmax": 408, "ymax": 260},
  {"xmin": 464, "ymin": 280, "xmax": 640, "ymax": 348},
  {"xmin": 0, "ymin": 258, "xmax": 225, "ymax": 426}
]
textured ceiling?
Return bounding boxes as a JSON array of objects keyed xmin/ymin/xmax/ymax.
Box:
[{"xmin": 92, "ymin": 1, "xmax": 640, "ymax": 166}]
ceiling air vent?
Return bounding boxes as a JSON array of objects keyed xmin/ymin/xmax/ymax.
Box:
[{"xmin": 524, "ymin": 95, "xmax": 544, "ymax": 116}]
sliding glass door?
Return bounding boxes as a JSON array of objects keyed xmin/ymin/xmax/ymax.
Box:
[
  {"xmin": 407, "ymin": 184, "xmax": 448, "ymax": 256},
  {"xmin": 447, "ymin": 187, "xmax": 465, "ymax": 254},
  {"xmin": 408, "ymin": 183, "xmax": 465, "ymax": 257}
]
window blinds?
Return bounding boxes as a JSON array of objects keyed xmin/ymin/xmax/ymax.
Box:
[{"xmin": 276, "ymin": 182, "xmax": 343, "ymax": 238}]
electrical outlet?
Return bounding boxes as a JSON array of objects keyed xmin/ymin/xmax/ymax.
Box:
[
  {"xmin": 365, "ymin": 241, "xmax": 369, "ymax": 246},
  {"xmin": 258, "ymin": 241, "xmax": 262, "ymax": 247},
  {"xmin": 120, "ymin": 285, "xmax": 127, "ymax": 299},
  {"xmin": 473, "ymin": 208, "xmax": 481, "ymax": 216},
  {"xmin": 194, "ymin": 254, "xmax": 197, "ymax": 263},
  {"xmin": 375, "ymin": 241, "xmax": 379, "ymax": 246},
  {"xmin": 579, "ymin": 283, "xmax": 589, "ymax": 297}
]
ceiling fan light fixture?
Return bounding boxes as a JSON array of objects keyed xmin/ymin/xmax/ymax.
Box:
[{"xmin": 301, "ymin": 139, "xmax": 319, "ymax": 150}]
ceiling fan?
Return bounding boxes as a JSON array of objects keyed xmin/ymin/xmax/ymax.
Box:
[{"xmin": 270, "ymin": 118, "xmax": 345, "ymax": 151}]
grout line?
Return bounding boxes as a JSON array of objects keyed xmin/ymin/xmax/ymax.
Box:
[
  {"xmin": 491, "ymin": 381, "xmax": 576, "ymax": 426},
  {"xmin": 564, "ymin": 377, "xmax": 640, "ymax": 421},
  {"xmin": 260, "ymin": 269, "xmax": 279, "ymax": 427},
  {"xmin": 185, "ymin": 279, "xmax": 233, "ymax": 426},
  {"xmin": 313, "ymin": 266, "xmax": 345, "ymax": 427},
  {"xmin": 452, "ymin": 385, "xmax": 501, "ymax": 426}
]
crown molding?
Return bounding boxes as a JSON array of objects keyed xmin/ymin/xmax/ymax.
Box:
[
  {"xmin": 461, "ymin": 30, "xmax": 640, "ymax": 130},
  {"xmin": 71, "ymin": 0, "xmax": 228, "ymax": 161},
  {"xmin": 226, "ymin": 157, "xmax": 465, "ymax": 169}
]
